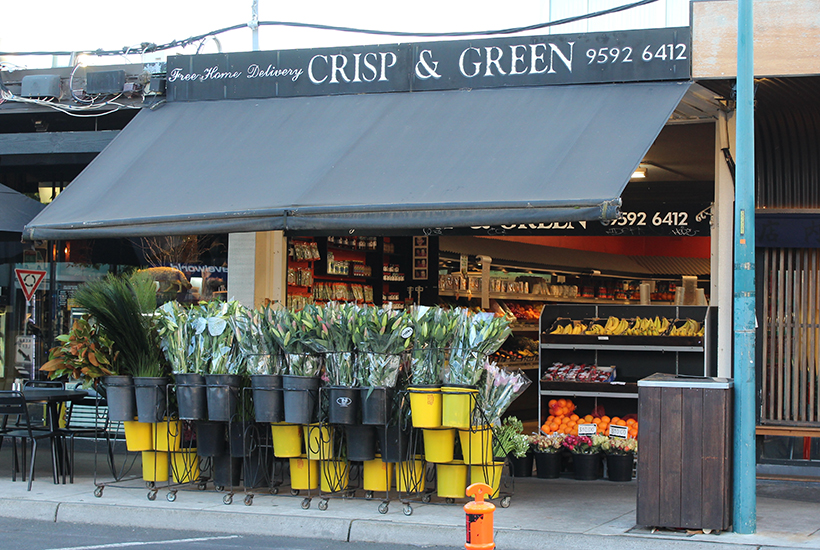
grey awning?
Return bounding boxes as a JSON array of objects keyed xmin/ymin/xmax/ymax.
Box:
[
  {"xmin": 1, "ymin": 183, "xmax": 44, "ymax": 234},
  {"xmin": 24, "ymin": 81, "xmax": 689, "ymax": 240}
]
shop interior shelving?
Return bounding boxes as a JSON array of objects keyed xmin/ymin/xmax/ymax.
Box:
[{"xmin": 537, "ymin": 304, "xmax": 717, "ymax": 428}]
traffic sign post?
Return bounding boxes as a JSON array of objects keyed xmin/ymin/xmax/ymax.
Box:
[{"xmin": 14, "ymin": 268, "xmax": 47, "ymax": 303}]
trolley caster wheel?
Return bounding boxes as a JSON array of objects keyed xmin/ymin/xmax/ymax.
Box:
[
  {"xmin": 147, "ymin": 490, "xmax": 157, "ymax": 501},
  {"xmin": 301, "ymin": 498, "xmax": 311, "ymax": 509},
  {"xmin": 703, "ymin": 529, "xmax": 713, "ymax": 535},
  {"xmin": 318, "ymin": 499, "xmax": 328, "ymax": 511},
  {"xmin": 271, "ymin": 487, "xmax": 279, "ymax": 495},
  {"xmin": 215, "ymin": 485, "xmax": 224, "ymax": 492},
  {"xmin": 421, "ymin": 493, "xmax": 431, "ymax": 503},
  {"xmin": 93, "ymin": 487, "xmax": 104, "ymax": 498},
  {"xmin": 378, "ymin": 502, "xmax": 389, "ymax": 514},
  {"xmin": 146, "ymin": 481, "xmax": 155, "ymax": 489},
  {"xmin": 166, "ymin": 491, "xmax": 177, "ymax": 502},
  {"xmin": 403, "ymin": 504, "xmax": 413, "ymax": 516},
  {"xmin": 365, "ymin": 490, "xmax": 374, "ymax": 500},
  {"xmin": 291, "ymin": 489, "xmax": 300, "ymax": 496},
  {"xmin": 244, "ymin": 495, "xmax": 254, "ymax": 506},
  {"xmin": 223, "ymin": 494, "xmax": 233, "ymax": 505},
  {"xmin": 345, "ymin": 490, "xmax": 356, "ymax": 498},
  {"xmin": 445, "ymin": 497, "xmax": 455, "ymax": 504},
  {"xmin": 500, "ymin": 496, "xmax": 511, "ymax": 508},
  {"xmin": 197, "ymin": 482, "xmax": 207, "ymax": 491}
]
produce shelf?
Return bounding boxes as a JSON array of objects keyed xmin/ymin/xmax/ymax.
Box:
[{"xmin": 539, "ymin": 380, "xmax": 638, "ymax": 399}]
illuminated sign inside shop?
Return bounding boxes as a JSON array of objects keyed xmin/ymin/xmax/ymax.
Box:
[{"xmin": 167, "ymin": 27, "xmax": 690, "ymax": 101}]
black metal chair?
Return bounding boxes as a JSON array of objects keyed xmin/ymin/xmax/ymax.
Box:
[
  {"xmin": 56, "ymin": 382, "xmax": 110, "ymax": 483},
  {"xmin": 0, "ymin": 391, "xmax": 59, "ymax": 490}
]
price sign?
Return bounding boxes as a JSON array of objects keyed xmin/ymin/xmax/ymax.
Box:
[
  {"xmin": 578, "ymin": 424, "xmax": 597, "ymax": 436},
  {"xmin": 609, "ymin": 424, "xmax": 629, "ymax": 439}
]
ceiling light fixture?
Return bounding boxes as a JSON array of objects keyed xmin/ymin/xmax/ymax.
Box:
[{"xmin": 631, "ymin": 166, "xmax": 647, "ymax": 179}]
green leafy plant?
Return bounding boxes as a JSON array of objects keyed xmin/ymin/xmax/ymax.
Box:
[
  {"xmin": 321, "ymin": 302, "xmax": 359, "ymax": 386},
  {"xmin": 493, "ymin": 416, "xmax": 530, "ymax": 458},
  {"xmin": 72, "ymin": 271, "xmax": 163, "ymax": 378},
  {"xmin": 40, "ymin": 315, "xmax": 118, "ymax": 387},
  {"xmin": 155, "ymin": 300, "xmax": 191, "ymax": 374}
]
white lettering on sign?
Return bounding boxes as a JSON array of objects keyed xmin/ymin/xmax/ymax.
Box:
[
  {"xmin": 578, "ymin": 423, "xmax": 597, "ymax": 436},
  {"xmin": 246, "ymin": 64, "xmax": 303, "ymax": 82},
  {"xmin": 459, "ymin": 42, "xmax": 574, "ymax": 78},
  {"xmin": 170, "ymin": 263, "xmax": 228, "ymax": 274},
  {"xmin": 609, "ymin": 424, "xmax": 629, "ymax": 439},
  {"xmin": 170, "ymin": 65, "xmax": 304, "ymax": 84},
  {"xmin": 309, "ymin": 51, "xmax": 397, "ymax": 85}
]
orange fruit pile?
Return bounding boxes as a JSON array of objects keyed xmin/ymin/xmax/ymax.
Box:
[{"xmin": 542, "ymin": 399, "xmax": 639, "ymax": 438}]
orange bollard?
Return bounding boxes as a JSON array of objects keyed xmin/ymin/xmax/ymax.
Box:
[{"xmin": 464, "ymin": 482, "xmax": 495, "ymax": 550}]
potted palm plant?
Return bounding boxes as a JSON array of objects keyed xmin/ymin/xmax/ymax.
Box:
[{"xmin": 73, "ymin": 271, "xmax": 164, "ymax": 423}]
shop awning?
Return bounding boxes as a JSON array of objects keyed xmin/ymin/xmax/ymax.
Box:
[
  {"xmin": 1, "ymin": 183, "xmax": 44, "ymax": 234},
  {"xmin": 23, "ymin": 81, "xmax": 689, "ymax": 240}
]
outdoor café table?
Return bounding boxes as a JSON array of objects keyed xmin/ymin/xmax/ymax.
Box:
[{"xmin": 21, "ymin": 388, "xmax": 88, "ymax": 483}]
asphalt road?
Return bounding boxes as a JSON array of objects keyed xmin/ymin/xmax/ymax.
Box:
[{"xmin": 1, "ymin": 517, "xmax": 448, "ymax": 550}]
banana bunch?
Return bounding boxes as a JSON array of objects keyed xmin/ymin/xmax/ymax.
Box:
[
  {"xmin": 669, "ymin": 318, "xmax": 703, "ymax": 337},
  {"xmin": 585, "ymin": 316, "xmax": 629, "ymax": 335},
  {"xmin": 550, "ymin": 320, "xmax": 587, "ymax": 335},
  {"xmin": 625, "ymin": 316, "xmax": 670, "ymax": 336}
]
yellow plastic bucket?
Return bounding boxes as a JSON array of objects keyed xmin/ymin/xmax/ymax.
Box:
[
  {"xmin": 422, "ymin": 428, "xmax": 456, "ymax": 463},
  {"xmin": 171, "ymin": 449, "xmax": 200, "ymax": 484},
  {"xmin": 470, "ymin": 460, "xmax": 504, "ymax": 499},
  {"xmin": 363, "ymin": 456, "xmax": 393, "ymax": 492},
  {"xmin": 142, "ymin": 451, "xmax": 168, "ymax": 482},
  {"xmin": 304, "ymin": 423, "xmax": 334, "ymax": 460},
  {"xmin": 458, "ymin": 425, "xmax": 494, "ymax": 465},
  {"xmin": 124, "ymin": 420, "xmax": 153, "ymax": 451},
  {"xmin": 154, "ymin": 419, "xmax": 183, "ymax": 451},
  {"xmin": 441, "ymin": 385, "xmax": 477, "ymax": 429},
  {"xmin": 436, "ymin": 461, "xmax": 467, "ymax": 498},
  {"xmin": 320, "ymin": 459, "xmax": 349, "ymax": 493},
  {"xmin": 408, "ymin": 386, "xmax": 442, "ymax": 428},
  {"xmin": 397, "ymin": 457, "xmax": 425, "ymax": 494},
  {"xmin": 289, "ymin": 456, "xmax": 319, "ymax": 490},
  {"xmin": 271, "ymin": 423, "xmax": 302, "ymax": 457}
]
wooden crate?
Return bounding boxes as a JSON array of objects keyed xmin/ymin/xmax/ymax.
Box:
[{"xmin": 637, "ymin": 374, "xmax": 733, "ymax": 531}]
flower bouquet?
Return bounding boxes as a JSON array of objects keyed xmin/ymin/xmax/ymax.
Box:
[
  {"xmin": 528, "ymin": 433, "xmax": 565, "ymax": 478},
  {"xmin": 492, "ymin": 416, "xmax": 530, "ymax": 459},
  {"xmin": 155, "ymin": 300, "xmax": 192, "ymax": 374},
  {"xmin": 409, "ymin": 305, "xmax": 459, "ymax": 386},
  {"xmin": 601, "ymin": 437, "xmax": 637, "ymax": 482},
  {"xmin": 262, "ymin": 304, "xmax": 323, "ymax": 377},
  {"xmin": 563, "ymin": 433, "xmax": 608, "ymax": 480},
  {"xmin": 446, "ymin": 310, "xmax": 512, "ymax": 386},
  {"xmin": 601, "ymin": 436, "xmax": 638, "ymax": 455},
  {"xmin": 477, "ymin": 361, "xmax": 531, "ymax": 426},
  {"xmin": 320, "ymin": 302, "xmax": 359, "ymax": 387},
  {"xmin": 352, "ymin": 306, "xmax": 412, "ymax": 389}
]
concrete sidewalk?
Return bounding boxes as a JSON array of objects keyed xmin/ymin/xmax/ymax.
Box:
[{"xmin": 0, "ymin": 445, "xmax": 819, "ymax": 549}]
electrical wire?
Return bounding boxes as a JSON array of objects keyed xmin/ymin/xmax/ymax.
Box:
[{"xmin": 0, "ymin": 0, "xmax": 658, "ymax": 57}]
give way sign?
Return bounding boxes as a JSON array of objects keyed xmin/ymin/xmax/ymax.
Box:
[{"xmin": 15, "ymin": 268, "xmax": 47, "ymax": 303}]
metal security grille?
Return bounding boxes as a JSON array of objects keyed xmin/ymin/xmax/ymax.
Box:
[{"xmin": 761, "ymin": 248, "xmax": 820, "ymax": 425}]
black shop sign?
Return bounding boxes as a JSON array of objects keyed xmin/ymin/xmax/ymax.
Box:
[{"xmin": 167, "ymin": 26, "xmax": 690, "ymax": 101}]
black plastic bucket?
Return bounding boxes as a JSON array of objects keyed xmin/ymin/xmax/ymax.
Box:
[
  {"xmin": 282, "ymin": 375, "xmax": 320, "ymax": 425},
  {"xmin": 176, "ymin": 373, "xmax": 207, "ymax": 420},
  {"xmin": 103, "ymin": 375, "xmax": 137, "ymax": 422},
  {"xmin": 346, "ymin": 425, "xmax": 377, "ymax": 461},
  {"xmin": 361, "ymin": 387, "xmax": 394, "ymax": 425},
  {"xmin": 134, "ymin": 377, "xmax": 168, "ymax": 423},
  {"xmin": 195, "ymin": 421, "xmax": 227, "ymax": 457},
  {"xmin": 327, "ymin": 386, "xmax": 359, "ymax": 425},
  {"xmin": 251, "ymin": 375, "xmax": 284, "ymax": 423},
  {"xmin": 212, "ymin": 454, "xmax": 242, "ymax": 488},
  {"xmin": 205, "ymin": 374, "xmax": 242, "ymax": 422}
]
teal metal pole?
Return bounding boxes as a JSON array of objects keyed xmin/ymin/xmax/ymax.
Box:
[{"xmin": 733, "ymin": 0, "xmax": 756, "ymax": 534}]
